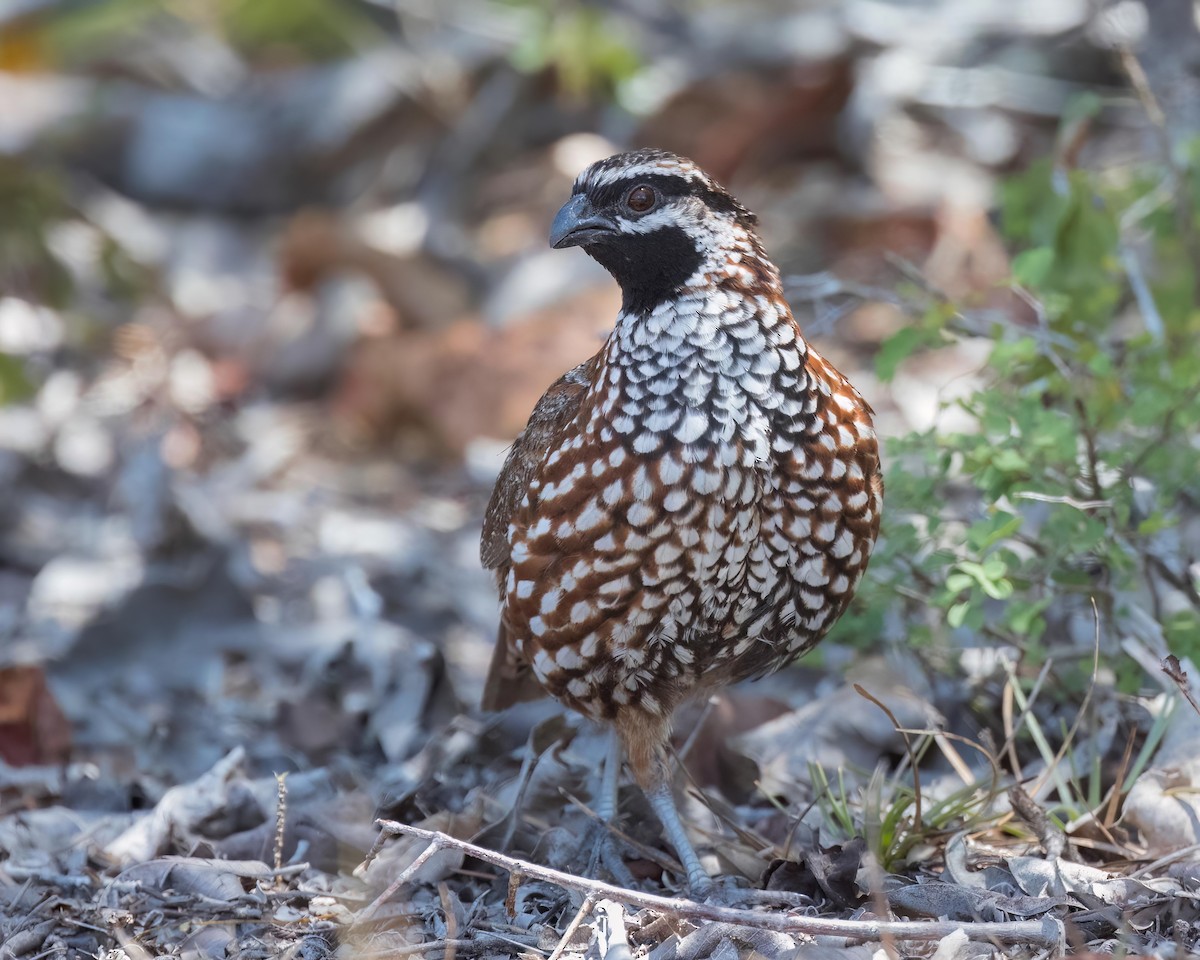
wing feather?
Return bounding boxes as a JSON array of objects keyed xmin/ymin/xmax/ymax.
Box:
[{"xmin": 479, "ymin": 354, "xmax": 598, "ymax": 710}]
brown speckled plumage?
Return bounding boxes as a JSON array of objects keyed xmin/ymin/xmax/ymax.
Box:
[{"xmin": 481, "ymin": 150, "xmax": 882, "ymax": 890}]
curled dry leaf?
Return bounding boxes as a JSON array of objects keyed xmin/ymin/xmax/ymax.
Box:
[
  {"xmin": 1122, "ymin": 759, "xmax": 1200, "ymax": 857},
  {"xmin": 108, "ymin": 856, "xmax": 276, "ymax": 901},
  {"xmin": 104, "ymin": 747, "xmax": 248, "ymax": 866},
  {"xmin": 764, "ymin": 837, "xmax": 866, "ymax": 908}
]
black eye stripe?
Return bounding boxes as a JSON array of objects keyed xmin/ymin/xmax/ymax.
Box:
[
  {"xmin": 573, "ymin": 173, "xmax": 755, "ymax": 226},
  {"xmin": 573, "ymin": 174, "xmax": 691, "ymax": 207}
]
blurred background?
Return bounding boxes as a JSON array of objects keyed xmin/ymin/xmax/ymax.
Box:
[{"xmin": 2, "ymin": 0, "xmax": 1200, "ymax": 954}]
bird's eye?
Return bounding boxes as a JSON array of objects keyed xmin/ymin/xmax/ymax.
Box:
[{"xmin": 626, "ymin": 185, "xmax": 656, "ymax": 213}]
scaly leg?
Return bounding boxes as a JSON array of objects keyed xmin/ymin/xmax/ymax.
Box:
[
  {"xmin": 644, "ymin": 778, "xmax": 714, "ymax": 897},
  {"xmin": 584, "ymin": 727, "xmax": 637, "ymax": 887},
  {"xmin": 617, "ymin": 709, "xmax": 714, "ymax": 897},
  {"xmin": 594, "ymin": 726, "xmax": 622, "ymax": 822}
]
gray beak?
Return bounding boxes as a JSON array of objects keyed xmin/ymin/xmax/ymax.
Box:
[{"xmin": 549, "ymin": 193, "xmax": 618, "ymax": 249}]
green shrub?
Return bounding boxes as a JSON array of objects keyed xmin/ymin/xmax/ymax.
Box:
[{"xmin": 829, "ymin": 137, "xmax": 1200, "ymax": 692}]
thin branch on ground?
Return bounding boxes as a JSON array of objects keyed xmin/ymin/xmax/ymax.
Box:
[
  {"xmin": 360, "ymin": 836, "xmax": 445, "ymax": 920},
  {"xmin": 1008, "ymin": 784, "xmax": 1068, "ymax": 861},
  {"xmin": 1130, "ymin": 842, "xmax": 1200, "ymax": 879},
  {"xmin": 367, "ymin": 819, "xmax": 1064, "ymax": 946},
  {"xmin": 274, "ymin": 772, "xmax": 288, "ymax": 878}
]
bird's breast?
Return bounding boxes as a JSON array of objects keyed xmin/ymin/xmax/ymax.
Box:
[{"xmin": 501, "ymin": 303, "xmax": 879, "ymax": 720}]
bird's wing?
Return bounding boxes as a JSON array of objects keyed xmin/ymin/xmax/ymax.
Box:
[{"xmin": 480, "ymin": 353, "xmax": 599, "ymax": 711}]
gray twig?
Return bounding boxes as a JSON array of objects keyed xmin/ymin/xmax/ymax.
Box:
[{"xmin": 368, "ymin": 819, "xmax": 1063, "ymax": 946}]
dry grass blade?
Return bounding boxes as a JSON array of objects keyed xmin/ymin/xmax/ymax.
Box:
[
  {"xmin": 1103, "ymin": 729, "xmax": 1137, "ymax": 831},
  {"xmin": 1001, "ymin": 657, "xmax": 1054, "ymax": 780},
  {"xmin": 548, "ymin": 895, "xmax": 596, "ymax": 960},
  {"xmin": 854, "ymin": 684, "xmax": 922, "ymax": 832},
  {"xmin": 438, "ymin": 882, "xmax": 458, "ymax": 960},
  {"xmin": 1001, "ymin": 658, "xmax": 1074, "ymax": 805}
]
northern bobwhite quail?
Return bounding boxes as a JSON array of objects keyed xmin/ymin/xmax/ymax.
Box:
[{"xmin": 481, "ymin": 149, "xmax": 883, "ymax": 894}]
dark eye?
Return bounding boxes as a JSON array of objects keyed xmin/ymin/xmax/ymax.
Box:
[{"xmin": 626, "ymin": 185, "xmax": 656, "ymax": 213}]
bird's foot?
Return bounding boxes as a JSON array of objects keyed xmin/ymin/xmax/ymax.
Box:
[
  {"xmin": 580, "ymin": 820, "xmax": 638, "ymax": 888},
  {"xmin": 686, "ymin": 872, "xmax": 716, "ymax": 900}
]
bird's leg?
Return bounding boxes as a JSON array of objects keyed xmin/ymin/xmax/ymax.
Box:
[
  {"xmin": 617, "ymin": 710, "xmax": 714, "ymax": 898},
  {"xmin": 594, "ymin": 726, "xmax": 622, "ymax": 822},
  {"xmin": 584, "ymin": 727, "xmax": 637, "ymax": 887},
  {"xmin": 643, "ymin": 776, "xmax": 713, "ymax": 897}
]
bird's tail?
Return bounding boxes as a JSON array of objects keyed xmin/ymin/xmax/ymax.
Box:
[{"xmin": 480, "ymin": 621, "xmax": 546, "ymax": 711}]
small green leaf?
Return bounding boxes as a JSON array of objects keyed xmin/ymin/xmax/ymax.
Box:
[
  {"xmin": 876, "ymin": 327, "xmax": 929, "ymax": 382},
  {"xmin": 966, "ymin": 511, "xmax": 1023, "ymax": 551},
  {"xmin": 990, "ymin": 449, "xmax": 1029, "ymax": 474},
  {"xmin": 947, "ymin": 601, "xmax": 971, "ymax": 629},
  {"xmin": 979, "ymin": 576, "xmax": 1014, "ymax": 601},
  {"xmin": 1006, "ymin": 599, "xmax": 1051, "ymax": 637},
  {"xmin": 1137, "ymin": 512, "xmax": 1172, "ymax": 536},
  {"xmin": 1012, "ymin": 247, "xmax": 1055, "ymax": 288},
  {"xmin": 945, "ymin": 573, "xmax": 974, "ymax": 593}
]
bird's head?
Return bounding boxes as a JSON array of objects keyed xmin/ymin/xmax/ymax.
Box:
[{"xmin": 550, "ymin": 149, "xmax": 772, "ymax": 315}]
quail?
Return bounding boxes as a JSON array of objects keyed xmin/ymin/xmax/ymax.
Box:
[{"xmin": 481, "ymin": 149, "xmax": 883, "ymax": 894}]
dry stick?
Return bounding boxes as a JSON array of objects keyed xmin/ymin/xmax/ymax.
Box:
[
  {"xmin": 1129, "ymin": 842, "xmax": 1200, "ymax": 880},
  {"xmin": 361, "ymin": 839, "xmax": 444, "ymax": 920},
  {"xmin": 500, "ymin": 724, "xmax": 555, "ymax": 854},
  {"xmin": 1008, "ymin": 784, "xmax": 1067, "ymax": 861},
  {"xmin": 1103, "ymin": 729, "xmax": 1138, "ymax": 831},
  {"xmin": 548, "ymin": 895, "xmax": 597, "ymax": 960},
  {"xmin": 1162, "ymin": 655, "xmax": 1200, "ymax": 719},
  {"xmin": 274, "ymin": 772, "xmax": 288, "ymax": 878},
  {"xmin": 372, "ymin": 819, "xmax": 1062, "ymax": 946}
]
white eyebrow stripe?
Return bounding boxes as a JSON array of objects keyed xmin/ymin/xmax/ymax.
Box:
[{"xmin": 582, "ymin": 160, "xmax": 702, "ymax": 189}]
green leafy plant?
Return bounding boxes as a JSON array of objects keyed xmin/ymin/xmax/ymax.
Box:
[
  {"xmin": 829, "ymin": 134, "xmax": 1200, "ymax": 696},
  {"xmin": 810, "ymin": 748, "xmax": 999, "ymax": 871},
  {"xmin": 42, "ymin": 0, "xmax": 381, "ymax": 69},
  {"xmin": 0, "ymin": 156, "xmax": 151, "ymax": 403},
  {"xmin": 507, "ymin": 0, "xmax": 640, "ymax": 99}
]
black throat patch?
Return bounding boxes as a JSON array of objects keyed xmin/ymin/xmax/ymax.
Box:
[{"xmin": 586, "ymin": 225, "xmax": 703, "ymax": 316}]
